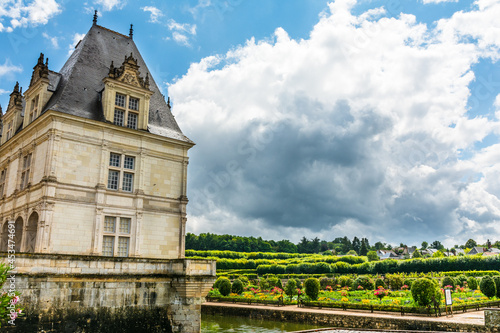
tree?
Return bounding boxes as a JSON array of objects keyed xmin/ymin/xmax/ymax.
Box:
[
  {"xmin": 304, "ymin": 278, "xmax": 320, "ymax": 301},
  {"xmin": 276, "ymin": 240, "xmax": 297, "ymax": 253},
  {"xmin": 411, "ymin": 278, "xmax": 441, "ymax": 307},
  {"xmin": 367, "ymin": 251, "xmax": 379, "ymax": 261},
  {"xmin": 320, "ymin": 241, "xmax": 329, "ymax": 252},
  {"xmin": 432, "ymin": 250, "xmax": 444, "ymax": 258},
  {"xmin": 352, "ymin": 237, "xmax": 361, "ymax": 254},
  {"xmin": 412, "ymin": 249, "xmax": 422, "ymax": 258},
  {"xmin": 430, "ymin": 240, "xmax": 444, "ymax": 250},
  {"xmin": 341, "ymin": 236, "xmax": 352, "ymax": 254},
  {"xmin": 480, "ymin": 276, "xmax": 497, "ymax": 298},
  {"xmin": 284, "ymin": 279, "xmax": 297, "ymax": 301},
  {"xmin": 421, "ymin": 241, "xmax": 428, "ymax": 250},
  {"xmin": 360, "ymin": 240, "xmax": 368, "ymax": 256},
  {"xmin": 311, "ymin": 237, "xmax": 321, "ymax": 253},
  {"xmin": 465, "ymin": 239, "xmax": 477, "ymax": 249},
  {"xmin": 374, "ymin": 241, "xmax": 385, "ymax": 250}
]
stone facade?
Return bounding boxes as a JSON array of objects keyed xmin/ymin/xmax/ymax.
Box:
[
  {"xmin": 3, "ymin": 253, "xmax": 216, "ymax": 332},
  {"xmin": 0, "ymin": 21, "xmax": 193, "ymax": 259}
]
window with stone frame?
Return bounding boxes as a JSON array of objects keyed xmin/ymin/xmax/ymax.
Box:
[
  {"xmin": 29, "ymin": 95, "xmax": 39, "ymax": 123},
  {"xmin": 113, "ymin": 93, "xmax": 139, "ymax": 130},
  {"xmin": 20, "ymin": 153, "xmax": 32, "ymax": 190},
  {"xmin": 107, "ymin": 152, "xmax": 135, "ymax": 192},
  {"xmin": 0, "ymin": 168, "xmax": 7, "ymax": 197},
  {"xmin": 102, "ymin": 216, "xmax": 131, "ymax": 257},
  {"xmin": 5, "ymin": 121, "xmax": 13, "ymax": 141}
]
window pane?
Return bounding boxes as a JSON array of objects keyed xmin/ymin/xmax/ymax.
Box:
[
  {"xmin": 122, "ymin": 173, "xmax": 133, "ymax": 192},
  {"xmin": 107, "ymin": 170, "xmax": 119, "ymax": 190},
  {"xmin": 124, "ymin": 156, "xmax": 135, "ymax": 170},
  {"xmin": 127, "ymin": 112, "xmax": 138, "ymax": 130},
  {"xmin": 118, "ymin": 237, "xmax": 130, "ymax": 257},
  {"xmin": 114, "ymin": 109, "xmax": 124, "ymax": 126},
  {"xmin": 104, "ymin": 216, "xmax": 116, "ymax": 233},
  {"xmin": 115, "ymin": 94, "xmax": 126, "ymax": 107},
  {"xmin": 119, "ymin": 218, "xmax": 131, "ymax": 234},
  {"xmin": 109, "ymin": 153, "xmax": 121, "ymax": 167},
  {"xmin": 102, "ymin": 236, "xmax": 114, "ymax": 256},
  {"xmin": 129, "ymin": 97, "xmax": 139, "ymax": 111}
]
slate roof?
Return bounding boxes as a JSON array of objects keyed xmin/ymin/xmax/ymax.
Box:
[{"xmin": 43, "ymin": 24, "xmax": 192, "ymax": 144}]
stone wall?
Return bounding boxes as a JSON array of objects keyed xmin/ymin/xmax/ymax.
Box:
[
  {"xmin": 1, "ymin": 253, "xmax": 216, "ymax": 332},
  {"xmin": 203, "ymin": 304, "xmax": 491, "ymax": 332}
]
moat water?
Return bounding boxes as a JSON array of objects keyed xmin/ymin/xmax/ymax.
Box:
[{"xmin": 201, "ymin": 313, "xmax": 328, "ymax": 332}]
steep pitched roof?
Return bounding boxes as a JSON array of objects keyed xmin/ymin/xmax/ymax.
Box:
[{"xmin": 44, "ymin": 24, "xmax": 192, "ymax": 143}]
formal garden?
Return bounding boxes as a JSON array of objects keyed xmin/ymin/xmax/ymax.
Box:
[{"xmin": 197, "ymin": 250, "xmax": 500, "ymax": 316}]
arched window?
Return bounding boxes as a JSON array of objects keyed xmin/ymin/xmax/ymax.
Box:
[
  {"xmin": 25, "ymin": 212, "xmax": 38, "ymax": 253},
  {"xmin": 14, "ymin": 217, "xmax": 23, "ymax": 252},
  {"xmin": 0, "ymin": 221, "xmax": 8, "ymax": 252}
]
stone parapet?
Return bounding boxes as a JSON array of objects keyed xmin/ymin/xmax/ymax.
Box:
[
  {"xmin": 0, "ymin": 253, "xmax": 216, "ymax": 333},
  {"xmin": 1, "ymin": 253, "xmax": 216, "ymax": 277},
  {"xmin": 486, "ymin": 308, "xmax": 500, "ymax": 329}
]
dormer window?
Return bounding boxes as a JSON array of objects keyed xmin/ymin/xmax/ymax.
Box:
[
  {"xmin": 29, "ymin": 95, "xmax": 39, "ymax": 123},
  {"xmin": 113, "ymin": 93, "xmax": 139, "ymax": 130},
  {"xmin": 6, "ymin": 121, "xmax": 13, "ymax": 141}
]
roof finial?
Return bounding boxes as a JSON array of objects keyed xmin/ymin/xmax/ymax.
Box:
[
  {"xmin": 93, "ymin": 10, "xmax": 98, "ymax": 25},
  {"xmin": 45, "ymin": 57, "xmax": 49, "ymax": 67},
  {"xmin": 167, "ymin": 97, "xmax": 171, "ymax": 108},
  {"xmin": 13, "ymin": 82, "xmax": 19, "ymax": 93},
  {"xmin": 145, "ymin": 73, "xmax": 150, "ymax": 89},
  {"xmin": 129, "ymin": 24, "xmax": 133, "ymax": 39}
]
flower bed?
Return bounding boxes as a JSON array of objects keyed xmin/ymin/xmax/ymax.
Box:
[{"xmin": 207, "ymin": 284, "xmax": 500, "ymax": 316}]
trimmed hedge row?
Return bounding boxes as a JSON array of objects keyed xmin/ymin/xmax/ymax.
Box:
[{"xmin": 255, "ymin": 256, "xmax": 500, "ymax": 275}]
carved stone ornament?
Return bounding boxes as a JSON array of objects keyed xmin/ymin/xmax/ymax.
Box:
[
  {"xmin": 30, "ymin": 53, "xmax": 49, "ymax": 87},
  {"xmin": 107, "ymin": 53, "xmax": 150, "ymax": 90}
]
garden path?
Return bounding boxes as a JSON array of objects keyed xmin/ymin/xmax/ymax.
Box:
[{"xmin": 203, "ymin": 301, "xmax": 485, "ymax": 326}]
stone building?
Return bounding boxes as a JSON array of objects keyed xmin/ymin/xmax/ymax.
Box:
[
  {"xmin": 0, "ymin": 15, "xmax": 192, "ymax": 259},
  {"xmin": 0, "ymin": 14, "xmax": 214, "ymax": 333}
]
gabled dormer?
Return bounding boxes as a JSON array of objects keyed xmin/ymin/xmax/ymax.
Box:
[
  {"xmin": 102, "ymin": 53, "xmax": 153, "ymax": 131},
  {"xmin": 1, "ymin": 82, "xmax": 24, "ymax": 145},
  {"xmin": 23, "ymin": 53, "xmax": 54, "ymax": 129}
]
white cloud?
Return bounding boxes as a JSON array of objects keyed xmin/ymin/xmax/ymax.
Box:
[
  {"xmin": 42, "ymin": 32, "xmax": 59, "ymax": 49},
  {"xmin": 167, "ymin": 19, "xmax": 196, "ymax": 47},
  {"xmin": 422, "ymin": 0, "xmax": 458, "ymax": 4},
  {"xmin": 93, "ymin": 0, "xmax": 125, "ymax": 12},
  {"xmin": 0, "ymin": 60, "xmax": 22, "ymax": 77},
  {"xmin": 0, "ymin": 0, "xmax": 61, "ymax": 31},
  {"xmin": 0, "ymin": 89, "xmax": 10, "ymax": 95},
  {"xmin": 170, "ymin": 0, "xmax": 500, "ymax": 247},
  {"xmin": 68, "ymin": 33, "xmax": 86, "ymax": 56},
  {"xmin": 142, "ymin": 6, "xmax": 163, "ymax": 23}
]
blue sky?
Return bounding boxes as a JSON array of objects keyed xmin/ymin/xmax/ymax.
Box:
[{"xmin": 1, "ymin": 0, "xmax": 500, "ymax": 248}]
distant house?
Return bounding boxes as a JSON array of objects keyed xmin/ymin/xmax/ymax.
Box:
[
  {"xmin": 468, "ymin": 247, "xmax": 486, "ymax": 255},
  {"xmin": 454, "ymin": 248, "xmax": 465, "ymax": 256},
  {"xmin": 421, "ymin": 248, "xmax": 438, "ymax": 256},
  {"xmin": 483, "ymin": 248, "xmax": 500, "ymax": 256},
  {"xmin": 377, "ymin": 249, "xmax": 400, "ymax": 260}
]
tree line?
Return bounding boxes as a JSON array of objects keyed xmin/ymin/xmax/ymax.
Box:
[{"xmin": 186, "ymin": 232, "xmax": 500, "ymax": 255}]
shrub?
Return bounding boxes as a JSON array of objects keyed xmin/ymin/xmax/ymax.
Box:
[
  {"xmin": 266, "ymin": 276, "xmax": 280, "ymax": 289},
  {"xmin": 467, "ymin": 276, "xmax": 478, "ymax": 290},
  {"xmin": 259, "ymin": 278, "xmax": 269, "ymax": 291},
  {"xmin": 375, "ymin": 278, "xmax": 385, "ymax": 289},
  {"xmin": 353, "ymin": 275, "xmax": 375, "ymax": 290},
  {"xmin": 304, "ymin": 278, "xmax": 321, "ymax": 301},
  {"xmin": 213, "ymin": 277, "xmax": 229, "ymax": 290},
  {"xmin": 403, "ymin": 278, "xmax": 414, "ymax": 289},
  {"xmin": 218, "ymin": 278, "xmax": 232, "ymax": 296},
  {"xmin": 386, "ymin": 274, "xmax": 404, "ymax": 290},
  {"xmin": 492, "ymin": 276, "xmax": 500, "ymax": 298},
  {"xmin": 319, "ymin": 277, "xmax": 330, "ymax": 289},
  {"xmin": 338, "ymin": 275, "xmax": 353, "ymax": 288},
  {"xmin": 411, "ymin": 278, "xmax": 441, "ymax": 307},
  {"xmin": 293, "ymin": 278, "xmax": 303, "ymax": 289},
  {"xmin": 480, "ymin": 275, "xmax": 497, "ymax": 298},
  {"xmin": 231, "ymin": 279, "xmax": 244, "ymax": 295},
  {"xmin": 284, "ymin": 279, "xmax": 297, "ymax": 301},
  {"xmin": 367, "ymin": 251, "xmax": 379, "ymax": 261},
  {"xmin": 238, "ymin": 275, "xmax": 250, "ymax": 286},
  {"xmin": 441, "ymin": 276, "xmax": 456, "ymax": 289},
  {"xmin": 456, "ymin": 275, "xmax": 468, "ymax": 288}
]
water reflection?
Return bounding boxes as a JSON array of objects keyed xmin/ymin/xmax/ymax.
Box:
[{"xmin": 201, "ymin": 313, "xmax": 328, "ymax": 333}]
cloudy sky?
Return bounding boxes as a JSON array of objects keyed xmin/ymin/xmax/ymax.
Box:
[{"xmin": 1, "ymin": 0, "xmax": 500, "ymax": 248}]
